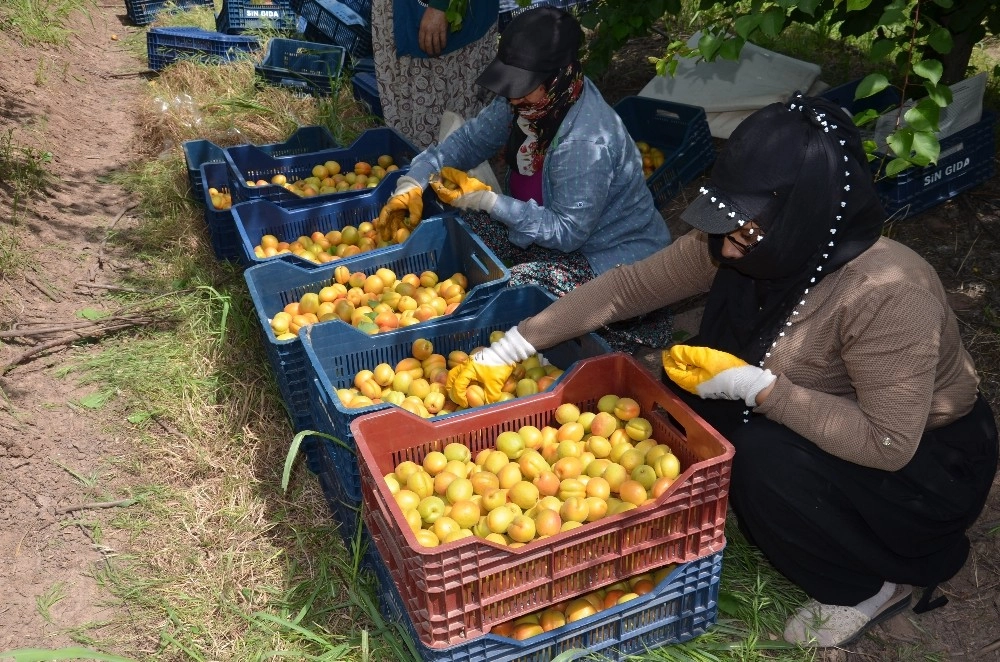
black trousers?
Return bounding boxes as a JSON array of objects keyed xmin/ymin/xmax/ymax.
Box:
[{"xmin": 665, "ymin": 379, "xmax": 999, "ymax": 605}]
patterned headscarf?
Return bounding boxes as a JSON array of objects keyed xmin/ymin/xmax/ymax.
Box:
[{"xmin": 504, "ymin": 60, "xmax": 584, "ymax": 176}]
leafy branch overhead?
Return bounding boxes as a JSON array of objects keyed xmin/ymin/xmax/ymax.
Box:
[{"xmin": 581, "ymin": 0, "xmax": 999, "ymax": 176}]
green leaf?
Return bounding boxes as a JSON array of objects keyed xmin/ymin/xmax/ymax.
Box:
[
  {"xmin": 927, "ymin": 26, "xmax": 953, "ymax": 54},
  {"xmin": 913, "ymin": 58, "xmax": 943, "ymax": 84},
  {"xmin": 846, "ymin": 0, "xmax": 873, "ymax": 10},
  {"xmin": 759, "ymin": 8, "xmax": 786, "ymax": 37},
  {"xmin": 718, "ymin": 37, "xmax": 744, "ymax": 60},
  {"xmin": 697, "ymin": 31, "xmax": 724, "ymax": 61},
  {"xmin": 77, "ymin": 308, "xmax": 106, "ymax": 320},
  {"xmin": 904, "ymin": 99, "xmax": 940, "ymax": 132},
  {"xmin": 909, "ymin": 130, "xmax": 941, "ymax": 166},
  {"xmin": 733, "ymin": 14, "xmax": 760, "ymax": 40},
  {"xmin": 716, "ymin": 590, "xmax": 741, "ymax": 616},
  {"xmin": 0, "ymin": 649, "xmax": 138, "ymax": 662},
  {"xmin": 879, "ymin": 5, "xmax": 908, "ymax": 25},
  {"xmin": 856, "ymin": 73, "xmax": 890, "ymax": 100},
  {"xmin": 77, "ymin": 391, "xmax": 112, "ymax": 409},
  {"xmin": 923, "ymin": 81, "xmax": 953, "ymax": 107},
  {"xmin": 885, "ymin": 157, "xmax": 913, "ymax": 177},
  {"xmin": 852, "ymin": 108, "xmax": 882, "ymax": 128},
  {"xmin": 127, "ymin": 411, "xmax": 154, "ymax": 424},
  {"xmin": 886, "ymin": 127, "xmax": 914, "ymax": 158},
  {"xmin": 795, "ymin": 0, "xmax": 823, "ymax": 15},
  {"xmin": 931, "ymin": 0, "xmax": 953, "ymax": 6},
  {"xmin": 869, "ymin": 38, "xmax": 897, "ymax": 60}
]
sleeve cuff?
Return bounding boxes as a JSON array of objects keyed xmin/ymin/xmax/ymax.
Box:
[{"xmin": 427, "ymin": 0, "xmax": 449, "ymax": 11}]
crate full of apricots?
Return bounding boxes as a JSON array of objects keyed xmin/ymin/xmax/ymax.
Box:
[
  {"xmin": 351, "ymin": 352, "xmax": 734, "ymax": 648},
  {"xmin": 302, "ymin": 284, "xmax": 611, "ymax": 504},
  {"xmin": 244, "ymin": 214, "xmax": 510, "ymax": 431},
  {"xmin": 231, "ymin": 169, "xmax": 447, "ymax": 269},
  {"xmin": 221, "ymin": 126, "xmax": 418, "ymax": 206},
  {"xmin": 367, "ymin": 540, "xmax": 723, "ymax": 659}
]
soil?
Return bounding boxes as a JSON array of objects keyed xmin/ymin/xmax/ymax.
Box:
[{"xmin": 1, "ymin": 5, "xmax": 999, "ymax": 660}]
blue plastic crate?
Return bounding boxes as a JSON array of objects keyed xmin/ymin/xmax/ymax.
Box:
[
  {"xmin": 243, "ymin": 214, "xmax": 511, "ymax": 433},
  {"xmin": 820, "ymin": 79, "xmax": 998, "ymax": 219},
  {"xmin": 255, "ymin": 38, "xmax": 347, "ymax": 95},
  {"xmin": 311, "ymin": 394, "xmax": 367, "ymax": 545},
  {"xmin": 126, "ymin": 0, "xmax": 215, "ymax": 25},
  {"xmin": 351, "ymin": 71, "xmax": 383, "ymax": 118},
  {"xmin": 498, "ymin": 0, "xmax": 593, "ymax": 31},
  {"xmin": 232, "ymin": 169, "xmax": 446, "ymax": 268},
  {"xmin": 366, "ymin": 540, "xmax": 722, "ymax": 659},
  {"xmin": 294, "ymin": 0, "xmax": 373, "ymax": 58},
  {"xmin": 302, "ymin": 284, "xmax": 611, "ymax": 504},
  {"xmin": 146, "ymin": 27, "xmax": 260, "ymax": 72},
  {"xmin": 613, "ymin": 96, "xmax": 715, "ymax": 212},
  {"xmin": 223, "ymin": 127, "xmax": 419, "ymax": 206},
  {"xmin": 184, "ymin": 125, "xmax": 341, "ymax": 201},
  {"xmin": 199, "ymin": 161, "xmax": 242, "ymax": 261},
  {"xmin": 216, "ymin": 0, "xmax": 296, "ymax": 33}
]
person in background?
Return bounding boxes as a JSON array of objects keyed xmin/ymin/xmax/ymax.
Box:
[
  {"xmin": 446, "ymin": 94, "xmax": 1000, "ymax": 648},
  {"xmin": 376, "ymin": 6, "xmax": 672, "ymax": 350},
  {"xmin": 370, "ymin": 0, "xmax": 499, "ymax": 150}
]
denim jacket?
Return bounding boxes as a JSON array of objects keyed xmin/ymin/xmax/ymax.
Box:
[{"xmin": 407, "ymin": 78, "xmax": 671, "ymax": 274}]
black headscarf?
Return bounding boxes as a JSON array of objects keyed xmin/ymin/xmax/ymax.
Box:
[{"xmin": 692, "ymin": 96, "xmax": 887, "ymax": 365}]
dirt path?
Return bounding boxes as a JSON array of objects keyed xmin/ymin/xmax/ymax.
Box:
[{"xmin": 0, "ymin": 5, "xmax": 147, "ymax": 649}]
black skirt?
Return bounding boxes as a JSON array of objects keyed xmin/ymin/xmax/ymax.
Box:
[{"xmin": 665, "ymin": 379, "xmax": 999, "ymax": 605}]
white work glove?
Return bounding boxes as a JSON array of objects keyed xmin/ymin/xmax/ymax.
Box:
[
  {"xmin": 474, "ymin": 326, "xmax": 535, "ymax": 365},
  {"xmin": 697, "ymin": 366, "xmax": 777, "ymax": 407},
  {"xmin": 449, "ymin": 189, "xmax": 498, "ymax": 214}
]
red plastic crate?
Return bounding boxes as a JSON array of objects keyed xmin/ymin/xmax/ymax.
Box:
[{"xmin": 352, "ymin": 353, "xmax": 733, "ymax": 648}]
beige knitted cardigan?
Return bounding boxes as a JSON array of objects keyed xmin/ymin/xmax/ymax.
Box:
[{"xmin": 518, "ymin": 230, "xmax": 980, "ymax": 471}]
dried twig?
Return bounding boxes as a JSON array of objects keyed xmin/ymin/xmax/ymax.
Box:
[
  {"xmin": 1, "ymin": 318, "xmax": 162, "ymax": 373},
  {"xmin": 0, "ymin": 321, "xmax": 100, "ymax": 338},
  {"xmin": 74, "ymin": 282, "xmax": 154, "ymax": 294},
  {"xmin": 55, "ymin": 498, "xmax": 137, "ymax": 515},
  {"xmin": 24, "ymin": 273, "xmax": 58, "ymax": 302},
  {"xmin": 86, "ymin": 202, "xmax": 138, "ymax": 282}
]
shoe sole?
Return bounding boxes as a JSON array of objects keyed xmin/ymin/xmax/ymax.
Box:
[{"xmin": 836, "ymin": 587, "xmax": 912, "ymax": 648}]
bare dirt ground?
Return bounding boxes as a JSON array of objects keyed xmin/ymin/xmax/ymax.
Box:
[{"xmin": 0, "ymin": 4, "xmax": 998, "ymax": 660}]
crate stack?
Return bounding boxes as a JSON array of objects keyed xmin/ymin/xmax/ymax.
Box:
[{"xmin": 347, "ymin": 352, "xmax": 733, "ymax": 659}]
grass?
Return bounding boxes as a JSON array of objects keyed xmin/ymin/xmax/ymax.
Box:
[
  {"xmin": 0, "ymin": 0, "xmax": 94, "ymax": 46},
  {"xmin": 0, "ymin": 127, "xmax": 52, "ymax": 276}
]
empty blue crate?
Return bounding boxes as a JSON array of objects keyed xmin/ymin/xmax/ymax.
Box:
[
  {"xmin": 821, "ymin": 79, "xmax": 997, "ymax": 219},
  {"xmin": 351, "ymin": 71, "xmax": 383, "ymax": 118},
  {"xmin": 294, "ymin": 0, "xmax": 373, "ymax": 58},
  {"xmin": 216, "ymin": 0, "xmax": 296, "ymax": 33},
  {"xmin": 147, "ymin": 27, "xmax": 259, "ymax": 72},
  {"xmin": 365, "ymin": 541, "xmax": 722, "ymax": 660},
  {"xmin": 223, "ymin": 126, "xmax": 419, "ymax": 206},
  {"xmin": 232, "ymin": 169, "xmax": 446, "ymax": 268},
  {"xmin": 302, "ymin": 284, "xmax": 610, "ymax": 504},
  {"xmin": 613, "ymin": 96, "xmax": 715, "ymax": 211},
  {"xmin": 256, "ymin": 38, "xmax": 347, "ymax": 95},
  {"xmin": 183, "ymin": 126, "xmax": 340, "ymax": 201},
  {"xmin": 243, "ymin": 213, "xmax": 510, "ymax": 434},
  {"xmin": 126, "ymin": 0, "xmax": 214, "ymax": 25}
]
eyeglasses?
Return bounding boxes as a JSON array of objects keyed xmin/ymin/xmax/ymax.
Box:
[{"xmin": 726, "ymin": 232, "xmax": 763, "ymax": 255}]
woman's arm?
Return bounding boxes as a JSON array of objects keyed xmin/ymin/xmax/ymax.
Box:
[
  {"xmin": 756, "ymin": 281, "xmax": 947, "ymax": 470},
  {"xmin": 406, "ymin": 99, "xmax": 511, "ymax": 185},
  {"xmin": 517, "ymin": 230, "xmax": 717, "ymax": 349}
]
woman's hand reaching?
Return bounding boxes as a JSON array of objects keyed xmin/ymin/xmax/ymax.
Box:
[{"xmin": 418, "ymin": 6, "xmax": 448, "ymax": 56}]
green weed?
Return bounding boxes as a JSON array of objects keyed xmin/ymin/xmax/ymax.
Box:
[
  {"xmin": 35, "ymin": 582, "xmax": 67, "ymax": 624},
  {"xmin": 0, "ymin": 0, "xmax": 94, "ymax": 46}
]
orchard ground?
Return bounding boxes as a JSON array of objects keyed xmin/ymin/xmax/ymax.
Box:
[{"xmin": 1, "ymin": 4, "xmax": 999, "ymax": 661}]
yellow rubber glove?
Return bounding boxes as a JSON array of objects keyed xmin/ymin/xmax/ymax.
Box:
[
  {"xmin": 429, "ymin": 166, "xmax": 492, "ymax": 205},
  {"xmin": 446, "ymin": 326, "xmax": 534, "ymax": 407},
  {"xmin": 662, "ymin": 345, "xmax": 749, "ymax": 395},
  {"xmin": 376, "ymin": 177, "xmax": 423, "ymax": 241},
  {"xmin": 446, "ymin": 361, "xmax": 513, "ymax": 408}
]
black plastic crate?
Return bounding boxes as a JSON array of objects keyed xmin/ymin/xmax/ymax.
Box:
[
  {"xmin": 821, "ymin": 79, "xmax": 998, "ymax": 219},
  {"xmin": 126, "ymin": 0, "xmax": 215, "ymax": 25},
  {"xmin": 350, "ymin": 71, "xmax": 382, "ymax": 118},
  {"xmin": 255, "ymin": 38, "xmax": 347, "ymax": 95},
  {"xmin": 146, "ymin": 27, "xmax": 260, "ymax": 72},
  {"xmin": 216, "ymin": 0, "xmax": 297, "ymax": 33},
  {"xmin": 295, "ymin": 0, "xmax": 373, "ymax": 58}
]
